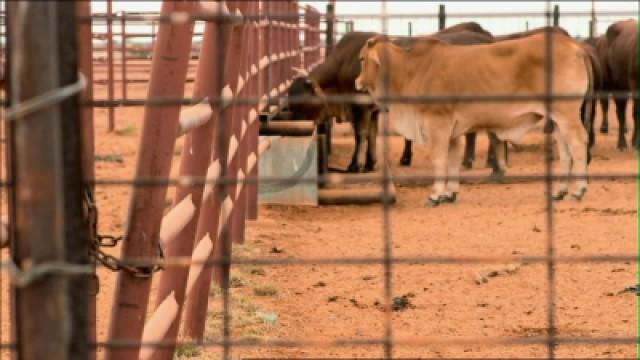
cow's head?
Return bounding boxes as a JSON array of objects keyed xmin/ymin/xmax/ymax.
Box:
[
  {"xmin": 281, "ymin": 75, "xmax": 328, "ymax": 122},
  {"xmin": 355, "ymin": 35, "xmax": 388, "ymax": 95}
]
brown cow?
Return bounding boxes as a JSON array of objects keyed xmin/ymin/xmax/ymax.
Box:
[
  {"xmin": 596, "ymin": 20, "xmax": 638, "ymax": 149},
  {"xmin": 356, "ymin": 33, "xmax": 594, "ymax": 206}
]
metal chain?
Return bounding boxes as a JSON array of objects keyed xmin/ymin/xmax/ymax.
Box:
[{"xmin": 84, "ymin": 187, "xmax": 164, "ymax": 279}]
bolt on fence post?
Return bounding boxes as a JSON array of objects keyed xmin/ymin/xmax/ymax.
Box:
[
  {"xmin": 8, "ymin": 2, "xmax": 89, "ymax": 359},
  {"xmin": 438, "ymin": 4, "xmax": 446, "ymax": 31},
  {"xmin": 104, "ymin": 2, "xmax": 197, "ymax": 360}
]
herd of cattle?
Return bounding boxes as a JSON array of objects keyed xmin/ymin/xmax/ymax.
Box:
[{"xmin": 272, "ymin": 19, "xmax": 638, "ymax": 206}]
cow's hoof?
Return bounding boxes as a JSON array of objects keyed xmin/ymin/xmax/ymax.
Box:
[
  {"xmin": 400, "ymin": 156, "xmax": 412, "ymax": 167},
  {"xmin": 617, "ymin": 142, "xmax": 628, "ymax": 151},
  {"xmin": 600, "ymin": 126, "xmax": 608, "ymax": 134},
  {"xmin": 489, "ymin": 169, "xmax": 504, "ymax": 181},
  {"xmin": 364, "ymin": 162, "xmax": 377, "ymax": 172},
  {"xmin": 425, "ymin": 196, "xmax": 441, "ymax": 208},
  {"xmin": 462, "ymin": 160, "xmax": 472, "ymax": 170},
  {"xmin": 347, "ymin": 163, "xmax": 362, "ymax": 173},
  {"xmin": 570, "ymin": 189, "xmax": 586, "ymax": 202},
  {"xmin": 552, "ymin": 190, "xmax": 568, "ymax": 201},
  {"xmin": 442, "ymin": 192, "xmax": 457, "ymax": 203}
]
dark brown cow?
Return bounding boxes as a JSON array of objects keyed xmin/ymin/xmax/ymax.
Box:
[{"xmin": 595, "ymin": 20, "xmax": 638, "ymax": 150}]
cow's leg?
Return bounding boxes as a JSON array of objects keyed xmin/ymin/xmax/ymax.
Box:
[
  {"xmin": 425, "ymin": 128, "xmax": 451, "ymax": 207},
  {"xmin": 486, "ymin": 132, "xmax": 506, "ymax": 178},
  {"xmin": 364, "ymin": 110, "xmax": 378, "ymax": 172},
  {"xmin": 462, "ymin": 132, "xmax": 476, "ymax": 169},
  {"xmin": 599, "ymin": 97, "xmax": 609, "ymax": 134},
  {"xmin": 347, "ymin": 109, "xmax": 364, "ymax": 172},
  {"xmin": 580, "ymin": 97, "xmax": 596, "ymax": 152},
  {"xmin": 551, "ymin": 130, "xmax": 572, "ymax": 201},
  {"xmin": 400, "ymin": 138, "xmax": 413, "ymax": 166},
  {"xmin": 555, "ymin": 116, "xmax": 589, "ymax": 201},
  {"xmin": 444, "ymin": 136, "xmax": 464, "ymax": 203},
  {"xmin": 614, "ymin": 98, "xmax": 628, "ymax": 150}
]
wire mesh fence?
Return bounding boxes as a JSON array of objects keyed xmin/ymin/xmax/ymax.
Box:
[{"xmin": 0, "ymin": 1, "xmax": 639, "ymax": 359}]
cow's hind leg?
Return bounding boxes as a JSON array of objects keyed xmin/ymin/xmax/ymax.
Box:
[
  {"xmin": 462, "ymin": 133, "xmax": 476, "ymax": 169},
  {"xmin": 615, "ymin": 98, "xmax": 628, "ymax": 150},
  {"xmin": 555, "ymin": 115, "xmax": 589, "ymax": 201},
  {"xmin": 487, "ymin": 132, "xmax": 506, "ymax": 179},
  {"xmin": 400, "ymin": 138, "xmax": 413, "ymax": 166},
  {"xmin": 551, "ymin": 130, "xmax": 572, "ymax": 201},
  {"xmin": 425, "ymin": 127, "xmax": 451, "ymax": 207},
  {"xmin": 444, "ymin": 136, "xmax": 464, "ymax": 203},
  {"xmin": 347, "ymin": 108, "xmax": 364, "ymax": 172},
  {"xmin": 599, "ymin": 97, "xmax": 609, "ymax": 134},
  {"xmin": 364, "ymin": 110, "xmax": 378, "ymax": 172}
]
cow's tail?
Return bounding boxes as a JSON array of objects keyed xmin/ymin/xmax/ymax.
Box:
[{"xmin": 581, "ymin": 50, "xmax": 595, "ymax": 165}]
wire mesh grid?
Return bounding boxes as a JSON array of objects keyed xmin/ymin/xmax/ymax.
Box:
[{"xmin": 0, "ymin": 1, "xmax": 639, "ymax": 359}]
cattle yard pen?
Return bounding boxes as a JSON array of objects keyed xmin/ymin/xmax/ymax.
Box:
[{"xmin": 0, "ymin": 1, "xmax": 639, "ymax": 360}]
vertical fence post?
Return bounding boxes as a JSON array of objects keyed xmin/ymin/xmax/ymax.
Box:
[
  {"xmin": 325, "ymin": 0, "xmax": 335, "ymax": 56},
  {"xmin": 106, "ymin": 0, "xmax": 115, "ymax": 131},
  {"xmin": 76, "ymin": 2, "xmax": 96, "ymax": 358},
  {"xmin": 182, "ymin": 0, "xmax": 247, "ymax": 341},
  {"xmin": 149, "ymin": 12, "xmax": 228, "ymax": 360},
  {"xmin": 104, "ymin": 2, "xmax": 197, "ymax": 359},
  {"xmin": 121, "ymin": 10, "xmax": 127, "ymax": 101},
  {"xmin": 151, "ymin": 21, "xmax": 156, "ymax": 50},
  {"xmin": 408, "ymin": 21, "xmax": 412, "ymax": 36},
  {"xmin": 553, "ymin": 5, "xmax": 560, "ymax": 27},
  {"xmin": 438, "ymin": 4, "xmax": 446, "ymax": 31},
  {"xmin": 247, "ymin": 0, "xmax": 266, "ymax": 220},
  {"xmin": 8, "ymin": 2, "xmax": 89, "ymax": 359}
]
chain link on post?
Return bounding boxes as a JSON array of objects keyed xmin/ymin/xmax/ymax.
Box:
[{"xmin": 83, "ymin": 187, "xmax": 164, "ymax": 279}]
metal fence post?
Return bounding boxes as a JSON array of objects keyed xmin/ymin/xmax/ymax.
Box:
[
  {"xmin": 150, "ymin": 15, "xmax": 228, "ymax": 360},
  {"xmin": 76, "ymin": 2, "xmax": 96, "ymax": 358},
  {"xmin": 553, "ymin": 5, "xmax": 560, "ymax": 27},
  {"xmin": 182, "ymin": 0, "xmax": 246, "ymax": 340},
  {"xmin": 104, "ymin": 2, "xmax": 197, "ymax": 359},
  {"xmin": 325, "ymin": 0, "xmax": 335, "ymax": 56},
  {"xmin": 8, "ymin": 2, "xmax": 89, "ymax": 359},
  {"xmin": 121, "ymin": 10, "xmax": 127, "ymax": 101},
  {"xmin": 438, "ymin": 4, "xmax": 446, "ymax": 31},
  {"xmin": 106, "ymin": 0, "xmax": 115, "ymax": 131}
]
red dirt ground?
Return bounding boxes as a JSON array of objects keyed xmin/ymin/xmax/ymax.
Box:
[{"xmin": 1, "ymin": 77, "xmax": 637, "ymax": 359}]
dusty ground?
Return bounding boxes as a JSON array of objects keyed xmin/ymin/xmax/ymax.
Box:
[{"xmin": 1, "ymin": 74, "xmax": 637, "ymax": 359}]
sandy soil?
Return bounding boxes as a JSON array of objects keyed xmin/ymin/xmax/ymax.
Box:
[{"xmin": 1, "ymin": 74, "xmax": 637, "ymax": 359}]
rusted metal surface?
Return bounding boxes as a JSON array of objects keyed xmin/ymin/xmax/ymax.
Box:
[
  {"xmin": 104, "ymin": 2, "xmax": 197, "ymax": 359},
  {"xmin": 76, "ymin": 2, "xmax": 96, "ymax": 358},
  {"xmin": 149, "ymin": 16, "xmax": 227, "ymax": 360},
  {"xmin": 182, "ymin": 0, "xmax": 248, "ymax": 340},
  {"xmin": 8, "ymin": 2, "xmax": 88, "ymax": 359}
]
